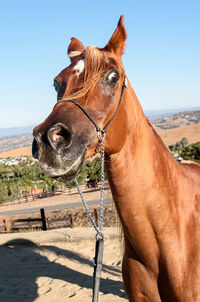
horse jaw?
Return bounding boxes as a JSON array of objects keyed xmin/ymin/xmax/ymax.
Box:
[{"xmin": 38, "ymin": 147, "xmax": 86, "ymax": 182}]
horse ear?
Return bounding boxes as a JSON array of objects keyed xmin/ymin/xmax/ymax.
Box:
[
  {"xmin": 104, "ymin": 15, "xmax": 127, "ymax": 56},
  {"xmin": 68, "ymin": 37, "xmax": 85, "ymax": 62}
]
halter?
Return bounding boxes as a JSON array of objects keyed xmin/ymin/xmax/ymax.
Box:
[
  {"xmin": 57, "ymin": 76, "xmax": 128, "ymax": 302},
  {"xmin": 62, "ymin": 76, "xmax": 128, "ymax": 137},
  {"xmin": 58, "ymin": 75, "xmax": 128, "ymax": 231}
]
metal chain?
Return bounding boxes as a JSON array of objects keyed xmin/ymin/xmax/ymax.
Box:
[
  {"xmin": 98, "ymin": 132, "xmax": 105, "ymax": 234},
  {"xmin": 74, "ymin": 132, "xmax": 106, "ymax": 237}
]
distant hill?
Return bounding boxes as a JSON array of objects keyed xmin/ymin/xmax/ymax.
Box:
[
  {"xmin": 1, "ymin": 107, "xmax": 200, "ymax": 139},
  {"xmin": 0, "ymin": 134, "xmax": 33, "ymax": 153},
  {"xmin": 0, "ymin": 109, "xmax": 200, "ymax": 155},
  {"xmin": 0, "ymin": 125, "xmax": 35, "ymax": 139},
  {"xmin": 0, "ymin": 123, "xmax": 199, "ymax": 158},
  {"xmin": 145, "ymin": 106, "xmax": 200, "ymax": 120},
  {"xmin": 158, "ymin": 123, "xmax": 200, "ymax": 146},
  {"xmin": 150, "ymin": 110, "xmax": 200, "ymax": 130}
]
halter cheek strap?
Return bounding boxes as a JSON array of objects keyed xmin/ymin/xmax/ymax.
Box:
[
  {"xmin": 57, "ymin": 76, "xmax": 128, "ymax": 136},
  {"xmin": 102, "ymin": 76, "xmax": 128, "ymax": 133}
]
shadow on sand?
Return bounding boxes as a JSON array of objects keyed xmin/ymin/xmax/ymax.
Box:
[{"xmin": 0, "ymin": 239, "xmax": 126, "ymax": 301}]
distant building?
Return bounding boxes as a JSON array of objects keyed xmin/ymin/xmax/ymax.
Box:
[{"xmin": 0, "ymin": 156, "xmax": 28, "ymax": 166}]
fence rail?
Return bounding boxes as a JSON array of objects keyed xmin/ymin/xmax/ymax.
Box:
[
  {"xmin": 0, "ymin": 208, "xmax": 47, "ymax": 232},
  {"xmin": 0, "ymin": 207, "xmax": 102, "ymax": 233}
]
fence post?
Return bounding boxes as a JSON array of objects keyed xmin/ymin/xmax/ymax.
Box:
[
  {"xmin": 0, "ymin": 219, "xmax": 6, "ymax": 232},
  {"xmin": 69, "ymin": 214, "xmax": 74, "ymax": 228},
  {"xmin": 4, "ymin": 218, "xmax": 11, "ymax": 232},
  {"xmin": 40, "ymin": 208, "xmax": 47, "ymax": 231}
]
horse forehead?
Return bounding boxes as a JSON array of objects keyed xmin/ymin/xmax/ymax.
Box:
[{"xmin": 55, "ymin": 58, "xmax": 85, "ymax": 79}]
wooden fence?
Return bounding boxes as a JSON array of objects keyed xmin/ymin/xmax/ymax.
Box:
[
  {"xmin": 0, "ymin": 204, "xmax": 104, "ymax": 233},
  {"xmin": 0, "ymin": 209, "xmax": 47, "ymax": 233},
  {"xmin": 0, "ymin": 207, "xmax": 101, "ymax": 233}
]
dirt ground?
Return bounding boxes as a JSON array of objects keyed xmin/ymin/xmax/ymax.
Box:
[
  {"xmin": 0, "ymin": 189, "xmax": 128, "ymax": 301},
  {"xmin": 0, "ymin": 228, "xmax": 127, "ymax": 302}
]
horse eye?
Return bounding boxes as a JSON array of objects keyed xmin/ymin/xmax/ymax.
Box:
[{"xmin": 106, "ymin": 70, "xmax": 119, "ymax": 86}]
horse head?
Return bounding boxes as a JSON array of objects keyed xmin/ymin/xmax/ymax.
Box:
[{"xmin": 32, "ymin": 16, "xmax": 128, "ymax": 181}]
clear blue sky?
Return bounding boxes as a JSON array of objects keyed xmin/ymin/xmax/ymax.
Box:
[{"xmin": 0, "ymin": 0, "xmax": 199, "ymax": 127}]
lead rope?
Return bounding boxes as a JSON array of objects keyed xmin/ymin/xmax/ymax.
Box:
[
  {"xmin": 74, "ymin": 131, "xmax": 105, "ymax": 302},
  {"xmin": 71, "ymin": 77, "xmax": 127, "ymax": 302}
]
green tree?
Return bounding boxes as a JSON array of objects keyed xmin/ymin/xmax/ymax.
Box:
[
  {"xmin": 0, "ymin": 155, "xmax": 107, "ymax": 203},
  {"xmin": 86, "ymin": 157, "xmax": 106, "ymax": 182},
  {"xmin": 179, "ymin": 142, "xmax": 200, "ymax": 160},
  {"xmin": 169, "ymin": 137, "xmax": 189, "ymax": 153},
  {"xmin": 0, "ymin": 184, "xmax": 8, "ymax": 203},
  {"xmin": 180, "ymin": 137, "xmax": 189, "ymax": 148}
]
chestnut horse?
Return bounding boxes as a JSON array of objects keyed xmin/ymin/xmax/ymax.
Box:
[{"xmin": 32, "ymin": 16, "xmax": 200, "ymax": 301}]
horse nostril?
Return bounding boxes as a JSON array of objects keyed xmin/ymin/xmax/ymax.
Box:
[
  {"xmin": 32, "ymin": 138, "xmax": 39, "ymax": 159},
  {"xmin": 47, "ymin": 123, "xmax": 73, "ymax": 150}
]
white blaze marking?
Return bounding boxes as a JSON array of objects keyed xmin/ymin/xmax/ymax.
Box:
[{"xmin": 74, "ymin": 59, "xmax": 85, "ymax": 76}]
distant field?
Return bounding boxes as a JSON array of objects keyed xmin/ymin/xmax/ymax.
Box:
[
  {"xmin": 0, "ymin": 145, "xmax": 32, "ymax": 158},
  {"xmin": 0, "ymin": 123, "xmax": 199, "ymax": 158},
  {"xmin": 157, "ymin": 123, "xmax": 200, "ymax": 146}
]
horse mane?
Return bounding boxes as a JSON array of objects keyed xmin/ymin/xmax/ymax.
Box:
[{"xmin": 63, "ymin": 46, "xmax": 106, "ymax": 103}]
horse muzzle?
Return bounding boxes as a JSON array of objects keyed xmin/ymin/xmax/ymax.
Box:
[{"xmin": 32, "ymin": 122, "xmax": 86, "ymax": 181}]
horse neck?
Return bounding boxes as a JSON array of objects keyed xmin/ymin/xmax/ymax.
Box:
[{"xmin": 106, "ymin": 82, "xmax": 178, "ymax": 210}]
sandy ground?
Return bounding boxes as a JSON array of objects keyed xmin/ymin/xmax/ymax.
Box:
[
  {"xmin": 0, "ymin": 180, "xmax": 125, "ymax": 301},
  {"xmin": 0, "ymin": 227, "xmax": 127, "ymax": 302}
]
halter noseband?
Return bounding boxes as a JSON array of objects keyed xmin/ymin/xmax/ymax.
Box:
[{"xmin": 57, "ymin": 76, "xmax": 128, "ymax": 138}]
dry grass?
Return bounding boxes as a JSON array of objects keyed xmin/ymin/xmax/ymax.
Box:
[
  {"xmin": 0, "ymin": 145, "xmax": 32, "ymax": 158},
  {"xmin": 158, "ymin": 123, "xmax": 200, "ymax": 146}
]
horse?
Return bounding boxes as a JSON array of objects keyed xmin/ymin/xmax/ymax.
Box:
[{"xmin": 32, "ymin": 16, "xmax": 200, "ymax": 301}]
